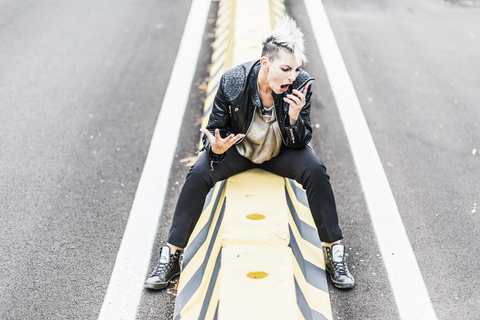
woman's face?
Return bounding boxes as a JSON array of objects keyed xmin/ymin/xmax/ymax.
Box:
[{"xmin": 262, "ymin": 51, "xmax": 301, "ymax": 94}]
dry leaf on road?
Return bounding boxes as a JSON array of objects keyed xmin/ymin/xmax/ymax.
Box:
[{"xmin": 180, "ymin": 155, "xmax": 199, "ymax": 166}]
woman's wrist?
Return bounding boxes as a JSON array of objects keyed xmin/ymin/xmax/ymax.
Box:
[
  {"xmin": 210, "ymin": 146, "xmax": 225, "ymax": 155},
  {"xmin": 289, "ymin": 111, "xmax": 299, "ymax": 125},
  {"xmin": 211, "ymin": 148, "xmax": 225, "ymax": 155}
]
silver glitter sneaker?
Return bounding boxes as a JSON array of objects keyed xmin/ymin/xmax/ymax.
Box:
[
  {"xmin": 324, "ymin": 243, "xmax": 355, "ymax": 289},
  {"xmin": 144, "ymin": 245, "xmax": 183, "ymax": 290}
]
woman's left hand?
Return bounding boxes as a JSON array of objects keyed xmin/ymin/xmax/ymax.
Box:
[{"xmin": 283, "ymin": 84, "xmax": 308, "ymax": 126}]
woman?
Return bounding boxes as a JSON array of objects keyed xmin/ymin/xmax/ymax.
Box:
[{"xmin": 144, "ymin": 16, "xmax": 354, "ymax": 290}]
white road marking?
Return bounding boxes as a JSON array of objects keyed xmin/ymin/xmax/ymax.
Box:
[
  {"xmin": 97, "ymin": 0, "xmax": 211, "ymax": 318},
  {"xmin": 303, "ymin": 0, "xmax": 438, "ymax": 319}
]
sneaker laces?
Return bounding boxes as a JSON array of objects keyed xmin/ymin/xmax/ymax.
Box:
[
  {"xmin": 150, "ymin": 259, "xmax": 169, "ymax": 277},
  {"xmin": 332, "ymin": 259, "xmax": 348, "ymax": 275},
  {"xmin": 149, "ymin": 246, "xmax": 174, "ymax": 277},
  {"xmin": 329, "ymin": 245, "xmax": 349, "ymax": 275}
]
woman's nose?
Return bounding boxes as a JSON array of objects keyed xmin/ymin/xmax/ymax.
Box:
[{"xmin": 288, "ymin": 71, "xmax": 297, "ymax": 82}]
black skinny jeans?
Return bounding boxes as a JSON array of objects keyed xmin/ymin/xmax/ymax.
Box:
[{"xmin": 167, "ymin": 145, "xmax": 343, "ymax": 248}]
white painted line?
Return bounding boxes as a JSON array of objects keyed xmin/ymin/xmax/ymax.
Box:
[
  {"xmin": 303, "ymin": 0, "xmax": 438, "ymax": 319},
  {"xmin": 97, "ymin": 0, "xmax": 211, "ymax": 319}
]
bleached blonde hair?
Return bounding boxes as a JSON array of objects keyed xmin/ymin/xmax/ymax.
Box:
[{"xmin": 262, "ymin": 15, "xmax": 307, "ymax": 66}]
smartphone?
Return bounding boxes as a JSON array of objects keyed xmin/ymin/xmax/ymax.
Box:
[{"xmin": 295, "ymin": 77, "xmax": 315, "ymax": 92}]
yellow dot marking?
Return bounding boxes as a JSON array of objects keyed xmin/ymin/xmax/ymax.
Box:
[
  {"xmin": 247, "ymin": 271, "xmax": 269, "ymax": 279},
  {"xmin": 246, "ymin": 213, "xmax": 265, "ymax": 220}
]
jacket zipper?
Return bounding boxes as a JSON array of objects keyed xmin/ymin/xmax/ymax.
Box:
[
  {"xmin": 289, "ymin": 128, "xmax": 295, "ymax": 144},
  {"xmin": 207, "ymin": 104, "xmax": 251, "ymax": 172},
  {"xmin": 273, "ymin": 106, "xmax": 287, "ymax": 145}
]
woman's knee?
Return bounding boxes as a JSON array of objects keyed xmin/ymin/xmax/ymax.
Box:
[{"xmin": 298, "ymin": 157, "xmax": 331, "ymax": 186}]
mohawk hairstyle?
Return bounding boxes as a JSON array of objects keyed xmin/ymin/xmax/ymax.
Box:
[{"xmin": 261, "ymin": 15, "xmax": 307, "ymax": 66}]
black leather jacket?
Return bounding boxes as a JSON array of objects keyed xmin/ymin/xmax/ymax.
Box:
[{"xmin": 203, "ymin": 59, "xmax": 313, "ymax": 168}]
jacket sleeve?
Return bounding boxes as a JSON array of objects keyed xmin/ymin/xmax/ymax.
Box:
[
  {"xmin": 201, "ymin": 74, "xmax": 231, "ymax": 165},
  {"xmin": 283, "ymin": 84, "xmax": 313, "ymax": 149}
]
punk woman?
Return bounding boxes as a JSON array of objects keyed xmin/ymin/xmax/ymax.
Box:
[{"xmin": 144, "ymin": 16, "xmax": 354, "ymax": 290}]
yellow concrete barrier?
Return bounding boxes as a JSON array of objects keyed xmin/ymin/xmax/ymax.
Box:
[
  {"xmin": 220, "ymin": 244, "xmax": 297, "ymax": 319},
  {"xmin": 173, "ymin": 173, "xmax": 333, "ymax": 320},
  {"xmin": 222, "ymin": 169, "xmax": 289, "ymax": 246},
  {"xmin": 173, "ymin": 0, "xmax": 333, "ymax": 319}
]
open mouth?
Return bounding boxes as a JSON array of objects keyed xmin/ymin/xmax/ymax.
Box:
[{"xmin": 280, "ymin": 84, "xmax": 289, "ymax": 92}]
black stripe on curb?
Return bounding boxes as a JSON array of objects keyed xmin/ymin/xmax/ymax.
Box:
[
  {"xmin": 198, "ymin": 248, "xmax": 222, "ymax": 319},
  {"xmin": 182, "ymin": 180, "xmax": 226, "ymax": 270},
  {"xmin": 294, "ymin": 278, "xmax": 329, "ymax": 320},
  {"xmin": 174, "ymin": 197, "xmax": 226, "ymax": 318},
  {"xmin": 285, "ymin": 182, "xmax": 323, "ymax": 250}
]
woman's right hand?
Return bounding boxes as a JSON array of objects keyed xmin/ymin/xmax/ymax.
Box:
[{"xmin": 200, "ymin": 128, "xmax": 245, "ymax": 155}]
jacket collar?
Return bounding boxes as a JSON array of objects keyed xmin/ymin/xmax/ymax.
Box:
[{"xmin": 246, "ymin": 60, "xmax": 262, "ymax": 110}]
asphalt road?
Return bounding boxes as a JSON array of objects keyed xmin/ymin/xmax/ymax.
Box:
[
  {"xmin": 313, "ymin": 1, "xmax": 480, "ymax": 319},
  {"xmin": 0, "ymin": 0, "xmax": 197, "ymax": 319},
  {"xmin": 1, "ymin": 0, "xmax": 479, "ymax": 319}
]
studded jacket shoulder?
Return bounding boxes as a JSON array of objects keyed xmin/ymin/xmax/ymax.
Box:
[{"xmin": 202, "ymin": 59, "xmax": 313, "ymax": 166}]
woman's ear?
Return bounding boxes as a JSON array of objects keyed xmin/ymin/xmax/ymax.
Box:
[{"xmin": 260, "ymin": 57, "xmax": 269, "ymax": 72}]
